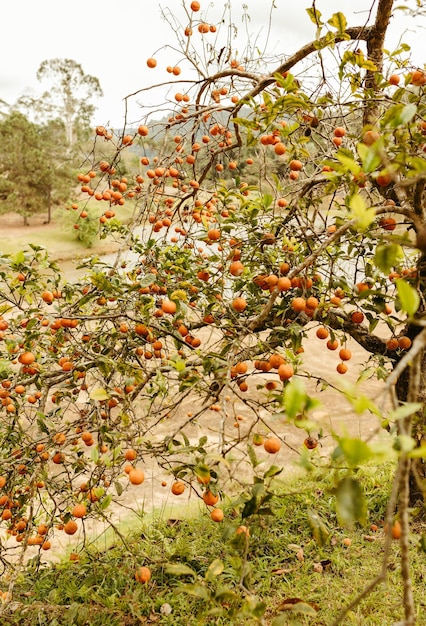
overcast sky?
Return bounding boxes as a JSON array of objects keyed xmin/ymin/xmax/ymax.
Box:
[{"xmin": 1, "ymin": 1, "xmax": 424, "ymax": 128}]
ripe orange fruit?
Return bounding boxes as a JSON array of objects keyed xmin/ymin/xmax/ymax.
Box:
[
  {"xmin": 291, "ymin": 297, "xmax": 306, "ymax": 312},
  {"xmin": 207, "ymin": 228, "xmax": 221, "ymax": 241},
  {"xmin": 146, "ymin": 58, "xmax": 157, "ymax": 68},
  {"xmin": 203, "ymin": 490, "xmax": 219, "ymax": 506},
  {"xmin": 376, "ymin": 172, "xmax": 392, "ymax": 187},
  {"xmin": 161, "ymin": 299, "xmax": 177, "ymax": 315},
  {"xmin": 277, "ymin": 363, "xmax": 294, "ymax": 380},
  {"xmin": 236, "ymin": 525, "xmax": 250, "ymax": 537},
  {"xmin": 289, "ymin": 159, "xmax": 303, "ymax": 171},
  {"xmin": 135, "ymin": 566, "xmax": 152, "ymax": 583},
  {"xmin": 129, "ymin": 469, "xmax": 145, "ymax": 485},
  {"xmin": 125, "ymin": 449, "xmax": 137, "ymax": 461},
  {"xmin": 263, "ymin": 437, "xmax": 281, "ymax": 454},
  {"xmin": 339, "ymin": 348, "xmax": 352, "ymax": 361},
  {"xmin": 316, "ymin": 327, "xmax": 329, "ymax": 340},
  {"xmin": 398, "ymin": 336, "xmax": 412, "ymax": 350},
  {"xmin": 326, "ymin": 339, "xmax": 339, "ymax": 351},
  {"xmin": 391, "ymin": 520, "xmax": 401, "ymax": 539},
  {"xmin": 306, "ymin": 296, "xmax": 319, "ymax": 310},
  {"xmin": 63, "ymin": 520, "xmax": 78, "ymax": 535},
  {"xmin": 190, "ymin": 0, "xmax": 201, "ymax": 10},
  {"xmin": 389, "ymin": 74, "xmax": 400, "ymax": 85},
  {"xmin": 336, "ymin": 362, "xmax": 348, "ymax": 374},
  {"xmin": 138, "ymin": 125, "xmax": 149, "ymax": 136},
  {"xmin": 171, "ymin": 481, "xmax": 185, "ymax": 495},
  {"xmin": 277, "ymin": 276, "xmax": 291, "ymax": 291},
  {"xmin": 230, "ymin": 261, "xmax": 244, "ymax": 276},
  {"xmin": 333, "ymin": 127, "xmax": 346, "ymax": 138},
  {"xmin": 232, "ymin": 297, "xmax": 247, "ymax": 312},
  {"xmin": 363, "ymin": 129, "xmax": 380, "ymax": 145},
  {"xmin": 210, "ymin": 508, "xmax": 224, "ymax": 522},
  {"xmin": 269, "ymin": 353, "xmax": 285, "ymax": 369},
  {"xmin": 379, "ymin": 217, "xmax": 396, "ymax": 231},
  {"xmin": 386, "ymin": 338, "xmax": 399, "ymax": 351},
  {"xmin": 304, "ymin": 436, "xmax": 318, "ymax": 450},
  {"xmin": 72, "ymin": 504, "xmax": 87, "ymax": 518},
  {"xmin": 41, "ymin": 290, "xmax": 54, "ymax": 304},
  {"xmin": 274, "ymin": 142, "xmax": 286, "ymax": 155},
  {"xmin": 350, "ymin": 311, "xmax": 364, "ymax": 324},
  {"xmin": 18, "ymin": 351, "xmax": 35, "ymax": 365},
  {"xmin": 411, "ymin": 70, "xmax": 426, "ymax": 86}
]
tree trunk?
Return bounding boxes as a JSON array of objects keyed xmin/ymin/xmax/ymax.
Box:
[{"xmin": 395, "ymin": 252, "xmax": 426, "ymax": 507}]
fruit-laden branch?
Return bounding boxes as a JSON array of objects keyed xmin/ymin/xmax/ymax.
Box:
[{"xmin": 232, "ymin": 26, "xmax": 373, "ymax": 114}]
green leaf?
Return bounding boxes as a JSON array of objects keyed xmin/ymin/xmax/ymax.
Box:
[
  {"xmin": 374, "ymin": 243, "xmax": 404, "ymax": 274},
  {"xmin": 408, "ymin": 442, "xmax": 426, "ymax": 459},
  {"xmin": 242, "ymin": 496, "xmax": 259, "ymax": 519},
  {"xmin": 165, "ymin": 563, "xmax": 196, "ymax": 577},
  {"xmin": 328, "ymin": 12, "xmax": 347, "ymax": 35},
  {"xmin": 307, "ymin": 509, "xmax": 329, "ymax": 546},
  {"xmin": 357, "ymin": 143, "xmax": 382, "ymax": 173},
  {"xmin": 114, "ymin": 481, "xmax": 124, "ymax": 496},
  {"xmin": 336, "ymin": 152, "xmax": 361, "ymax": 174},
  {"xmin": 349, "ymin": 194, "xmax": 376, "ymax": 230},
  {"xmin": 194, "ymin": 463, "xmax": 210, "ymax": 483},
  {"xmin": 89, "ymin": 387, "xmax": 110, "ymax": 401},
  {"xmin": 396, "ymin": 278, "xmax": 420, "ymax": 317},
  {"xmin": 335, "ymin": 477, "xmax": 367, "ymax": 527},
  {"xmin": 178, "ymin": 584, "xmax": 210, "ymax": 600},
  {"xmin": 306, "ymin": 6, "xmax": 323, "ymax": 26},
  {"xmin": 386, "ymin": 103, "xmax": 417, "ymax": 128},
  {"xmin": 205, "ymin": 559, "xmax": 224, "ymax": 582},
  {"xmin": 139, "ymin": 273, "xmax": 158, "ymax": 288},
  {"xmin": 284, "ymin": 378, "xmax": 308, "ymax": 419},
  {"xmin": 91, "ymin": 447, "xmax": 99, "ymax": 464},
  {"xmin": 338, "ymin": 437, "xmax": 372, "ymax": 466},
  {"xmin": 264, "ymin": 465, "xmax": 283, "ymax": 478},
  {"xmin": 12, "ymin": 250, "xmax": 26, "ymax": 265},
  {"xmin": 247, "ymin": 444, "xmax": 260, "ymax": 468},
  {"xmin": 99, "ymin": 494, "xmax": 112, "ymax": 511},
  {"xmin": 388, "ymin": 403, "xmax": 422, "ymax": 422}
]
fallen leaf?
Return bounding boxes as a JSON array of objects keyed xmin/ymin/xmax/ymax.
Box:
[
  {"xmin": 313, "ymin": 562, "xmax": 323, "ymax": 573},
  {"xmin": 276, "ymin": 598, "xmax": 320, "ymax": 615},
  {"xmin": 296, "ymin": 547, "xmax": 304, "ymax": 562},
  {"xmin": 363, "ymin": 534, "xmax": 378, "ymax": 542},
  {"xmin": 271, "ymin": 567, "xmax": 296, "ymax": 575}
]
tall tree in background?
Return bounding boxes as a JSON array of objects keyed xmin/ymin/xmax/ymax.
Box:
[
  {"xmin": 0, "ymin": 112, "xmax": 74, "ymax": 224},
  {"xmin": 35, "ymin": 58, "xmax": 103, "ymax": 144}
]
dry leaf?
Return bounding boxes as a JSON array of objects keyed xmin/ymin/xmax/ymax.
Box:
[
  {"xmin": 271, "ymin": 567, "xmax": 296, "ymax": 575},
  {"xmin": 296, "ymin": 547, "xmax": 304, "ymax": 562},
  {"xmin": 363, "ymin": 534, "xmax": 378, "ymax": 542},
  {"xmin": 313, "ymin": 562, "xmax": 323, "ymax": 573},
  {"xmin": 276, "ymin": 597, "xmax": 320, "ymax": 613}
]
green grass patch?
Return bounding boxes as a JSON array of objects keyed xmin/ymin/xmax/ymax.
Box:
[
  {"xmin": 3, "ymin": 463, "xmax": 425, "ymax": 625},
  {"xmin": 0, "ymin": 201, "xmax": 136, "ymax": 260}
]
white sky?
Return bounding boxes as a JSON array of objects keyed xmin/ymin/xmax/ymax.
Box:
[{"xmin": 1, "ymin": 1, "xmax": 424, "ymax": 128}]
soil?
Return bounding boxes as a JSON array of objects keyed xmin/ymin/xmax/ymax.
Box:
[{"xmin": 0, "ymin": 212, "xmax": 393, "ymax": 561}]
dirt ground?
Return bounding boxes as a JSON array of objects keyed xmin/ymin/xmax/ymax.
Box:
[{"xmin": 0, "ymin": 212, "xmax": 393, "ymax": 560}]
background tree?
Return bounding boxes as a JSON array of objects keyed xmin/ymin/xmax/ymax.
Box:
[
  {"xmin": 0, "ymin": 112, "xmax": 75, "ymax": 224},
  {"xmin": 35, "ymin": 58, "xmax": 103, "ymax": 144}
]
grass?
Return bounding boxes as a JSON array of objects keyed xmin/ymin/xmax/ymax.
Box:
[
  {"xmin": 0, "ymin": 201, "xmax": 136, "ymax": 261},
  {"xmin": 3, "ymin": 463, "xmax": 425, "ymax": 626}
]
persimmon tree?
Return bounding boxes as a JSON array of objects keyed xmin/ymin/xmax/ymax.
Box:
[{"xmin": 0, "ymin": 0, "xmax": 426, "ymax": 623}]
